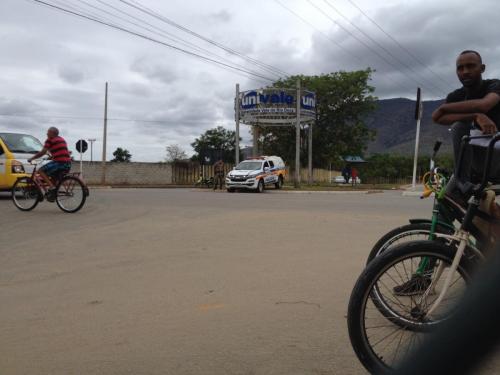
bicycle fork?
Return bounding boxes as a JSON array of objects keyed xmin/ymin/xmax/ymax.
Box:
[{"xmin": 420, "ymin": 230, "xmax": 469, "ymax": 317}]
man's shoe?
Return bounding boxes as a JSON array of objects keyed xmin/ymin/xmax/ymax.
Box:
[
  {"xmin": 46, "ymin": 188, "xmax": 56, "ymax": 202},
  {"xmin": 393, "ymin": 275, "xmax": 431, "ymax": 296}
]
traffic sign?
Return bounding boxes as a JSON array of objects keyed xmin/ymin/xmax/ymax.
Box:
[{"xmin": 76, "ymin": 139, "xmax": 88, "ymax": 153}]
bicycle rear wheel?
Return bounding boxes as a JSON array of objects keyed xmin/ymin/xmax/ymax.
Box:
[
  {"xmin": 56, "ymin": 176, "xmax": 86, "ymax": 213},
  {"xmin": 12, "ymin": 177, "xmax": 41, "ymax": 211},
  {"xmin": 348, "ymin": 241, "xmax": 473, "ymax": 374}
]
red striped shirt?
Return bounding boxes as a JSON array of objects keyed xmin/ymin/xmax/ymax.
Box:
[{"xmin": 44, "ymin": 136, "xmax": 71, "ymax": 163}]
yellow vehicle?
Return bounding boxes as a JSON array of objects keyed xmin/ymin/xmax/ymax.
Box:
[{"xmin": 0, "ymin": 133, "xmax": 43, "ymax": 190}]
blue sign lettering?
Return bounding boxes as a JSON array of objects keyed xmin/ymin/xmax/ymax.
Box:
[
  {"xmin": 301, "ymin": 93, "xmax": 316, "ymax": 111},
  {"xmin": 240, "ymin": 90, "xmax": 315, "ymax": 113}
]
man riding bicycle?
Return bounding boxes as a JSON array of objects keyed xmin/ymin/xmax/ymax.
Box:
[{"xmin": 28, "ymin": 127, "xmax": 72, "ymax": 201}]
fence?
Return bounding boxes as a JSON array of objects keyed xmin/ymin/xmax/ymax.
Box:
[
  {"xmin": 171, "ymin": 162, "xmax": 234, "ymax": 185},
  {"xmin": 74, "ymin": 161, "xmax": 343, "ymax": 186}
]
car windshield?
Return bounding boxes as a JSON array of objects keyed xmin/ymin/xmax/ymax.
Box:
[
  {"xmin": 0, "ymin": 133, "xmax": 43, "ymax": 154},
  {"xmin": 235, "ymin": 161, "xmax": 262, "ymax": 170}
]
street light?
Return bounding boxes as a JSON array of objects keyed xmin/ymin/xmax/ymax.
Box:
[{"xmin": 88, "ymin": 138, "xmax": 97, "ymax": 163}]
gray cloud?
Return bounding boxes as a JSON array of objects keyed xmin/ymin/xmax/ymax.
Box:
[
  {"xmin": 1, "ymin": 0, "xmax": 499, "ymax": 161},
  {"xmin": 209, "ymin": 10, "xmax": 232, "ymax": 24},
  {"xmin": 58, "ymin": 64, "xmax": 86, "ymax": 84},
  {"xmin": 130, "ymin": 55, "xmax": 182, "ymax": 85}
]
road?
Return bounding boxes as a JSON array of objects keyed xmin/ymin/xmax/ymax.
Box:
[{"xmin": 0, "ymin": 188, "xmax": 495, "ymax": 374}]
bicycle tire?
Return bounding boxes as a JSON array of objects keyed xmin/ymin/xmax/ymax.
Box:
[
  {"xmin": 367, "ymin": 223, "xmax": 454, "ymax": 265},
  {"xmin": 11, "ymin": 177, "xmax": 41, "ymax": 211},
  {"xmin": 55, "ymin": 176, "xmax": 86, "ymax": 213},
  {"xmin": 348, "ymin": 241, "xmax": 474, "ymax": 374}
]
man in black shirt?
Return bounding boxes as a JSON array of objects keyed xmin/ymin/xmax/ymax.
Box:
[{"xmin": 432, "ymin": 50, "xmax": 500, "ymax": 179}]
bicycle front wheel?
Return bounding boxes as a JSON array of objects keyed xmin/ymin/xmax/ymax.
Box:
[
  {"xmin": 12, "ymin": 177, "xmax": 41, "ymax": 211},
  {"xmin": 56, "ymin": 176, "xmax": 86, "ymax": 213},
  {"xmin": 348, "ymin": 241, "xmax": 473, "ymax": 374},
  {"xmin": 366, "ymin": 222, "xmax": 454, "ymax": 264}
]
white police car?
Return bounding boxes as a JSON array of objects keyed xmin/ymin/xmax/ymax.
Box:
[{"xmin": 226, "ymin": 156, "xmax": 287, "ymax": 193}]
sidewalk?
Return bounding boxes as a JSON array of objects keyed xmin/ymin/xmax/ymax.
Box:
[{"xmin": 401, "ymin": 184, "xmax": 425, "ymax": 197}]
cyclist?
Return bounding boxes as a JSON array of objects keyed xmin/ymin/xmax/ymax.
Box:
[{"xmin": 28, "ymin": 127, "xmax": 72, "ymax": 201}]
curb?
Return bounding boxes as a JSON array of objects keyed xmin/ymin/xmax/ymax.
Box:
[
  {"xmin": 268, "ymin": 189, "xmax": 385, "ymax": 195},
  {"xmin": 402, "ymin": 191, "xmax": 424, "ymax": 197},
  {"xmin": 88, "ymin": 185, "xmax": 193, "ymax": 189},
  {"xmin": 86, "ymin": 186, "xmax": 387, "ymax": 195}
]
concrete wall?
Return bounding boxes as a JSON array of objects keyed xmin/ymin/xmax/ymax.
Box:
[
  {"xmin": 72, "ymin": 161, "xmax": 173, "ymax": 185},
  {"xmin": 71, "ymin": 161, "xmax": 340, "ymax": 186}
]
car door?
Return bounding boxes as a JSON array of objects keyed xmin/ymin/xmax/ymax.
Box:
[
  {"xmin": 268, "ymin": 160, "xmax": 278, "ymax": 183},
  {"xmin": 262, "ymin": 161, "xmax": 272, "ymax": 184},
  {"xmin": 0, "ymin": 143, "xmax": 6, "ymax": 188}
]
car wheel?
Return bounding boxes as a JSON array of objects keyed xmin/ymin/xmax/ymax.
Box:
[
  {"xmin": 256, "ymin": 179, "xmax": 264, "ymax": 193},
  {"xmin": 275, "ymin": 176, "xmax": 283, "ymax": 189}
]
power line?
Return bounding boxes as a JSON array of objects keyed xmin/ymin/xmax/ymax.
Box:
[
  {"xmin": 0, "ymin": 112, "xmax": 181, "ymax": 123},
  {"xmin": 306, "ymin": 0, "xmax": 443, "ymax": 97},
  {"xmin": 345, "ymin": 0, "xmax": 454, "ymax": 89},
  {"xmin": 272, "ymin": 0, "xmax": 365, "ymax": 65},
  {"xmin": 118, "ymin": 0, "xmax": 290, "ymax": 78},
  {"xmin": 28, "ymin": 0, "xmax": 276, "ymax": 83},
  {"xmin": 56, "ymin": 0, "xmax": 271, "ymax": 84},
  {"xmin": 322, "ymin": 0, "xmax": 448, "ymax": 96},
  {"xmin": 273, "ymin": 0, "xmax": 428, "ymax": 96},
  {"xmin": 57, "ymin": 0, "xmax": 268, "ymax": 84},
  {"xmin": 72, "ymin": 0, "xmax": 275, "ymax": 81}
]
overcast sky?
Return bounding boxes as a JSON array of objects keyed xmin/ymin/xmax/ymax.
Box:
[{"xmin": 1, "ymin": 0, "xmax": 499, "ymax": 161}]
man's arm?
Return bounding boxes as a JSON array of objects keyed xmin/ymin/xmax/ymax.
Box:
[
  {"xmin": 28, "ymin": 147, "xmax": 48, "ymax": 162},
  {"xmin": 433, "ymin": 112, "xmax": 478, "ymax": 125},
  {"xmin": 433, "ymin": 112, "xmax": 497, "ymax": 134},
  {"xmin": 438, "ymin": 93, "xmax": 500, "ymax": 115}
]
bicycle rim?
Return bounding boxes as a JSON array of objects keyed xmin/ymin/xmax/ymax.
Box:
[
  {"xmin": 361, "ymin": 250, "xmax": 469, "ymax": 370},
  {"xmin": 12, "ymin": 177, "xmax": 40, "ymax": 211},
  {"xmin": 56, "ymin": 177, "xmax": 86, "ymax": 213}
]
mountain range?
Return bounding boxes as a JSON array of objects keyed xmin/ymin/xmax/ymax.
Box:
[{"xmin": 366, "ymin": 98, "xmax": 453, "ymax": 156}]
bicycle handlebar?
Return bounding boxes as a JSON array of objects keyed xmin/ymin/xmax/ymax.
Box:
[{"xmin": 454, "ymin": 133, "xmax": 500, "ymax": 197}]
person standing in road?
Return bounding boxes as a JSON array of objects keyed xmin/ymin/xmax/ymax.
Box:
[
  {"xmin": 213, "ymin": 159, "xmax": 225, "ymax": 190},
  {"xmin": 351, "ymin": 167, "xmax": 358, "ymax": 186}
]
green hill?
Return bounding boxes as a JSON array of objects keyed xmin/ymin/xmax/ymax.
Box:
[{"xmin": 366, "ymin": 98, "xmax": 453, "ymax": 156}]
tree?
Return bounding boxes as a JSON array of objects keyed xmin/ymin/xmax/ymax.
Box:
[
  {"xmin": 165, "ymin": 144, "xmax": 188, "ymax": 162},
  {"xmin": 260, "ymin": 70, "xmax": 377, "ymax": 168},
  {"xmin": 191, "ymin": 126, "xmax": 241, "ymax": 163},
  {"xmin": 111, "ymin": 147, "xmax": 132, "ymax": 162}
]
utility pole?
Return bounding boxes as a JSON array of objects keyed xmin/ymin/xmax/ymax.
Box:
[
  {"xmin": 252, "ymin": 126, "xmax": 259, "ymax": 157},
  {"xmin": 235, "ymin": 83, "xmax": 240, "ymax": 165},
  {"xmin": 412, "ymin": 88, "xmax": 423, "ymax": 191},
  {"xmin": 295, "ymin": 79, "xmax": 301, "ymax": 188},
  {"xmin": 101, "ymin": 82, "xmax": 108, "ymax": 185},
  {"xmin": 88, "ymin": 138, "xmax": 96, "ymax": 163},
  {"xmin": 308, "ymin": 123, "xmax": 313, "ymax": 184}
]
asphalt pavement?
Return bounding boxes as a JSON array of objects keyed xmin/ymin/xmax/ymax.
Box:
[{"xmin": 0, "ymin": 188, "xmax": 496, "ymax": 374}]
